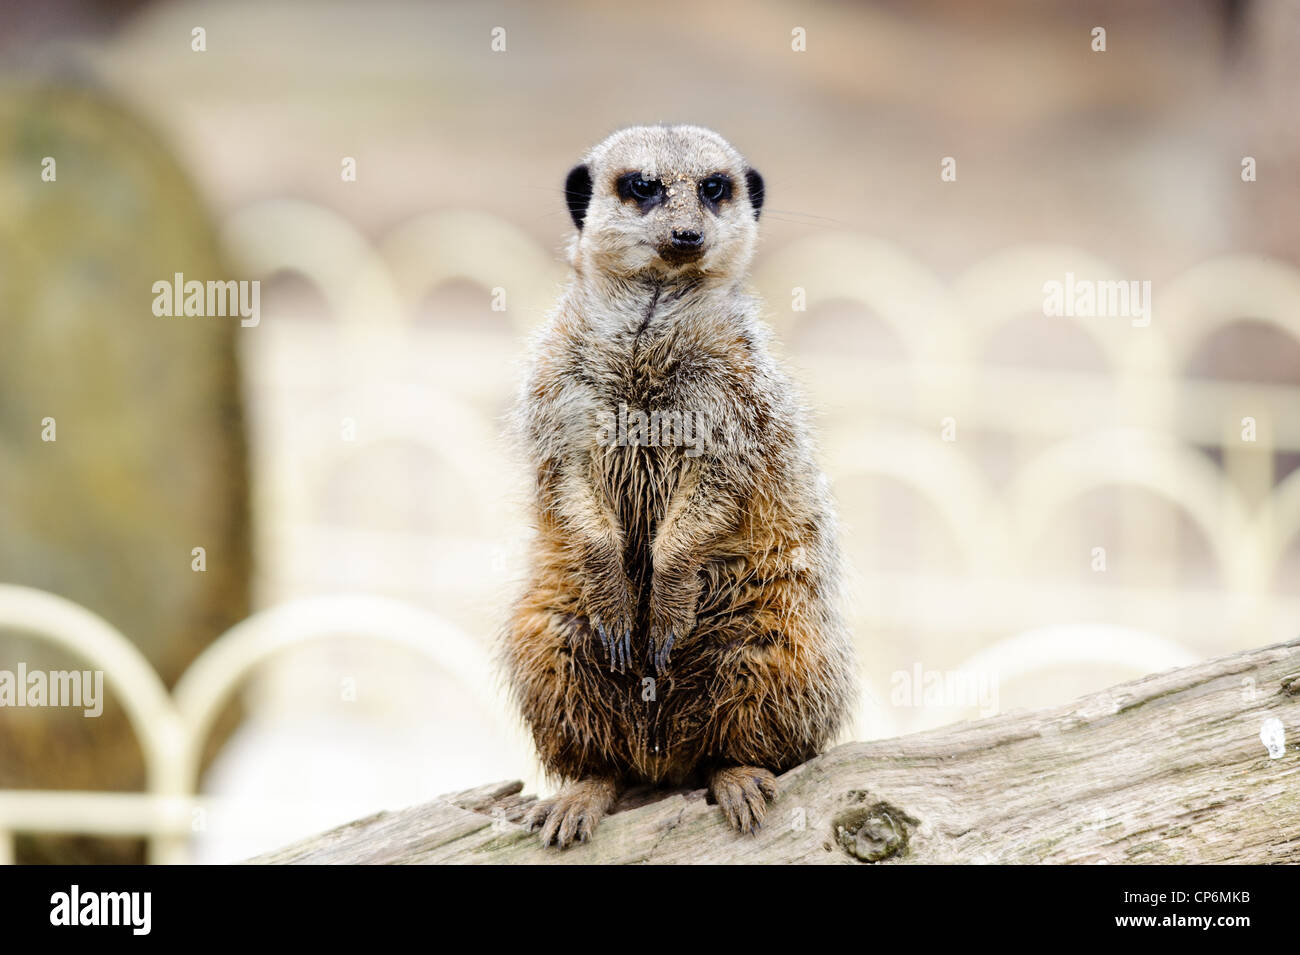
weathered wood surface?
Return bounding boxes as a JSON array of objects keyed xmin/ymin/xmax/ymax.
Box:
[{"xmin": 252, "ymin": 637, "xmax": 1300, "ymax": 864}]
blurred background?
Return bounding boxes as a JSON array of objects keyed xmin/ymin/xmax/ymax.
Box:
[{"xmin": 1, "ymin": 0, "xmax": 1298, "ymax": 863}]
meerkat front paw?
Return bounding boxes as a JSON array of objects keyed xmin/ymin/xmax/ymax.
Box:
[
  {"xmin": 647, "ymin": 573, "xmax": 700, "ymax": 672},
  {"xmin": 583, "ymin": 576, "xmax": 636, "ymax": 671},
  {"xmin": 523, "ymin": 777, "xmax": 618, "ymax": 849},
  {"xmin": 709, "ymin": 766, "xmax": 778, "ymax": 835}
]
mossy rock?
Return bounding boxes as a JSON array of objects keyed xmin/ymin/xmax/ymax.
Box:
[{"xmin": 0, "ymin": 85, "xmax": 251, "ymax": 861}]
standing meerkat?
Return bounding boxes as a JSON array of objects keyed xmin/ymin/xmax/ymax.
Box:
[{"xmin": 502, "ymin": 125, "xmax": 855, "ymax": 848}]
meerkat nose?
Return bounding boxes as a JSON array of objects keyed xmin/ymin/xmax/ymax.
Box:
[{"xmin": 670, "ymin": 230, "xmax": 703, "ymax": 250}]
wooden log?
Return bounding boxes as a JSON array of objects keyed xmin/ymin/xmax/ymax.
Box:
[{"xmin": 251, "ymin": 637, "xmax": 1300, "ymax": 864}]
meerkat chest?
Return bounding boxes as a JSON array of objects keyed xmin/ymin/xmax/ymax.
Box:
[
  {"xmin": 586, "ymin": 327, "xmax": 714, "ymax": 458},
  {"xmin": 592, "ymin": 396, "xmax": 707, "ymax": 462}
]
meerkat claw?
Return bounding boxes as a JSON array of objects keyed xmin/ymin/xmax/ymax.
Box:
[
  {"xmin": 652, "ymin": 630, "xmax": 675, "ymax": 672},
  {"xmin": 591, "ymin": 618, "xmax": 610, "ymax": 653},
  {"xmin": 591, "ymin": 616, "xmax": 632, "ymax": 671}
]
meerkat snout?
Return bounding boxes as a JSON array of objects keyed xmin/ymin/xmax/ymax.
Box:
[{"xmin": 670, "ymin": 229, "xmax": 703, "ymax": 250}]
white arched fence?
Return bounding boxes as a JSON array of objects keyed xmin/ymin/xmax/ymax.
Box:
[{"xmin": 0, "ymin": 584, "xmax": 514, "ymax": 864}]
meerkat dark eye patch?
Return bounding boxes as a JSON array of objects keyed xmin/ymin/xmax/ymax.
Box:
[
  {"xmin": 565, "ymin": 164, "xmax": 593, "ymax": 230},
  {"xmin": 744, "ymin": 168, "xmax": 764, "ymax": 219},
  {"xmin": 616, "ymin": 172, "xmax": 665, "ymax": 211}
]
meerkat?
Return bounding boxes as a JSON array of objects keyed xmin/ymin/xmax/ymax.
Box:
[{"xmin": 502, "ymin": 125, "xmax": 855, "ymax": 848}]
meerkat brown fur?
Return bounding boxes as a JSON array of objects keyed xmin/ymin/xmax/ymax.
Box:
[{"xmin": 502, "ymin": 125, "xmax": 855, "ymax": 848}]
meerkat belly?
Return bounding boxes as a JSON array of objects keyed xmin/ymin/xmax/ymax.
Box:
[{"xmin": 587, "ymin": 439, "xmax": 723, "ymax": 782}]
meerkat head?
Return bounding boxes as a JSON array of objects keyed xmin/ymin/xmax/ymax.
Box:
[{"xmin": 563, "ymin": 125, "xmax": 764, "ymax": 283}]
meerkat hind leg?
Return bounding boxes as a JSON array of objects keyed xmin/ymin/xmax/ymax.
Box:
[
  {"xmin": 709, "ymin": 765, "xmax": 778, "ymax": 835},
  {"xmin": 523, "ymin": 776, "xmax": 619, "ymax": 849}
]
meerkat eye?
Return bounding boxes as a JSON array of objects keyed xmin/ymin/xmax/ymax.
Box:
[
  {"xmin": 630, "ymin": 178, "xmax": 658, "ymax": 200},
  {"xmin": 699, "ymin": 175, "xmax": 732, "ymax": 205},
  {"xmin": 618, "ymin": 174, "xmax": 663, "ymax": 203}
]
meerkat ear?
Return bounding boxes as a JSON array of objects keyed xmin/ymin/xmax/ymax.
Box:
[
  {"xmin": 565, "ymin": 164, "xmax": 593, "ymax": 230},
  {"xmin": 745, "ymin": 168, "xmax": 765, "ymax": 220}
]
